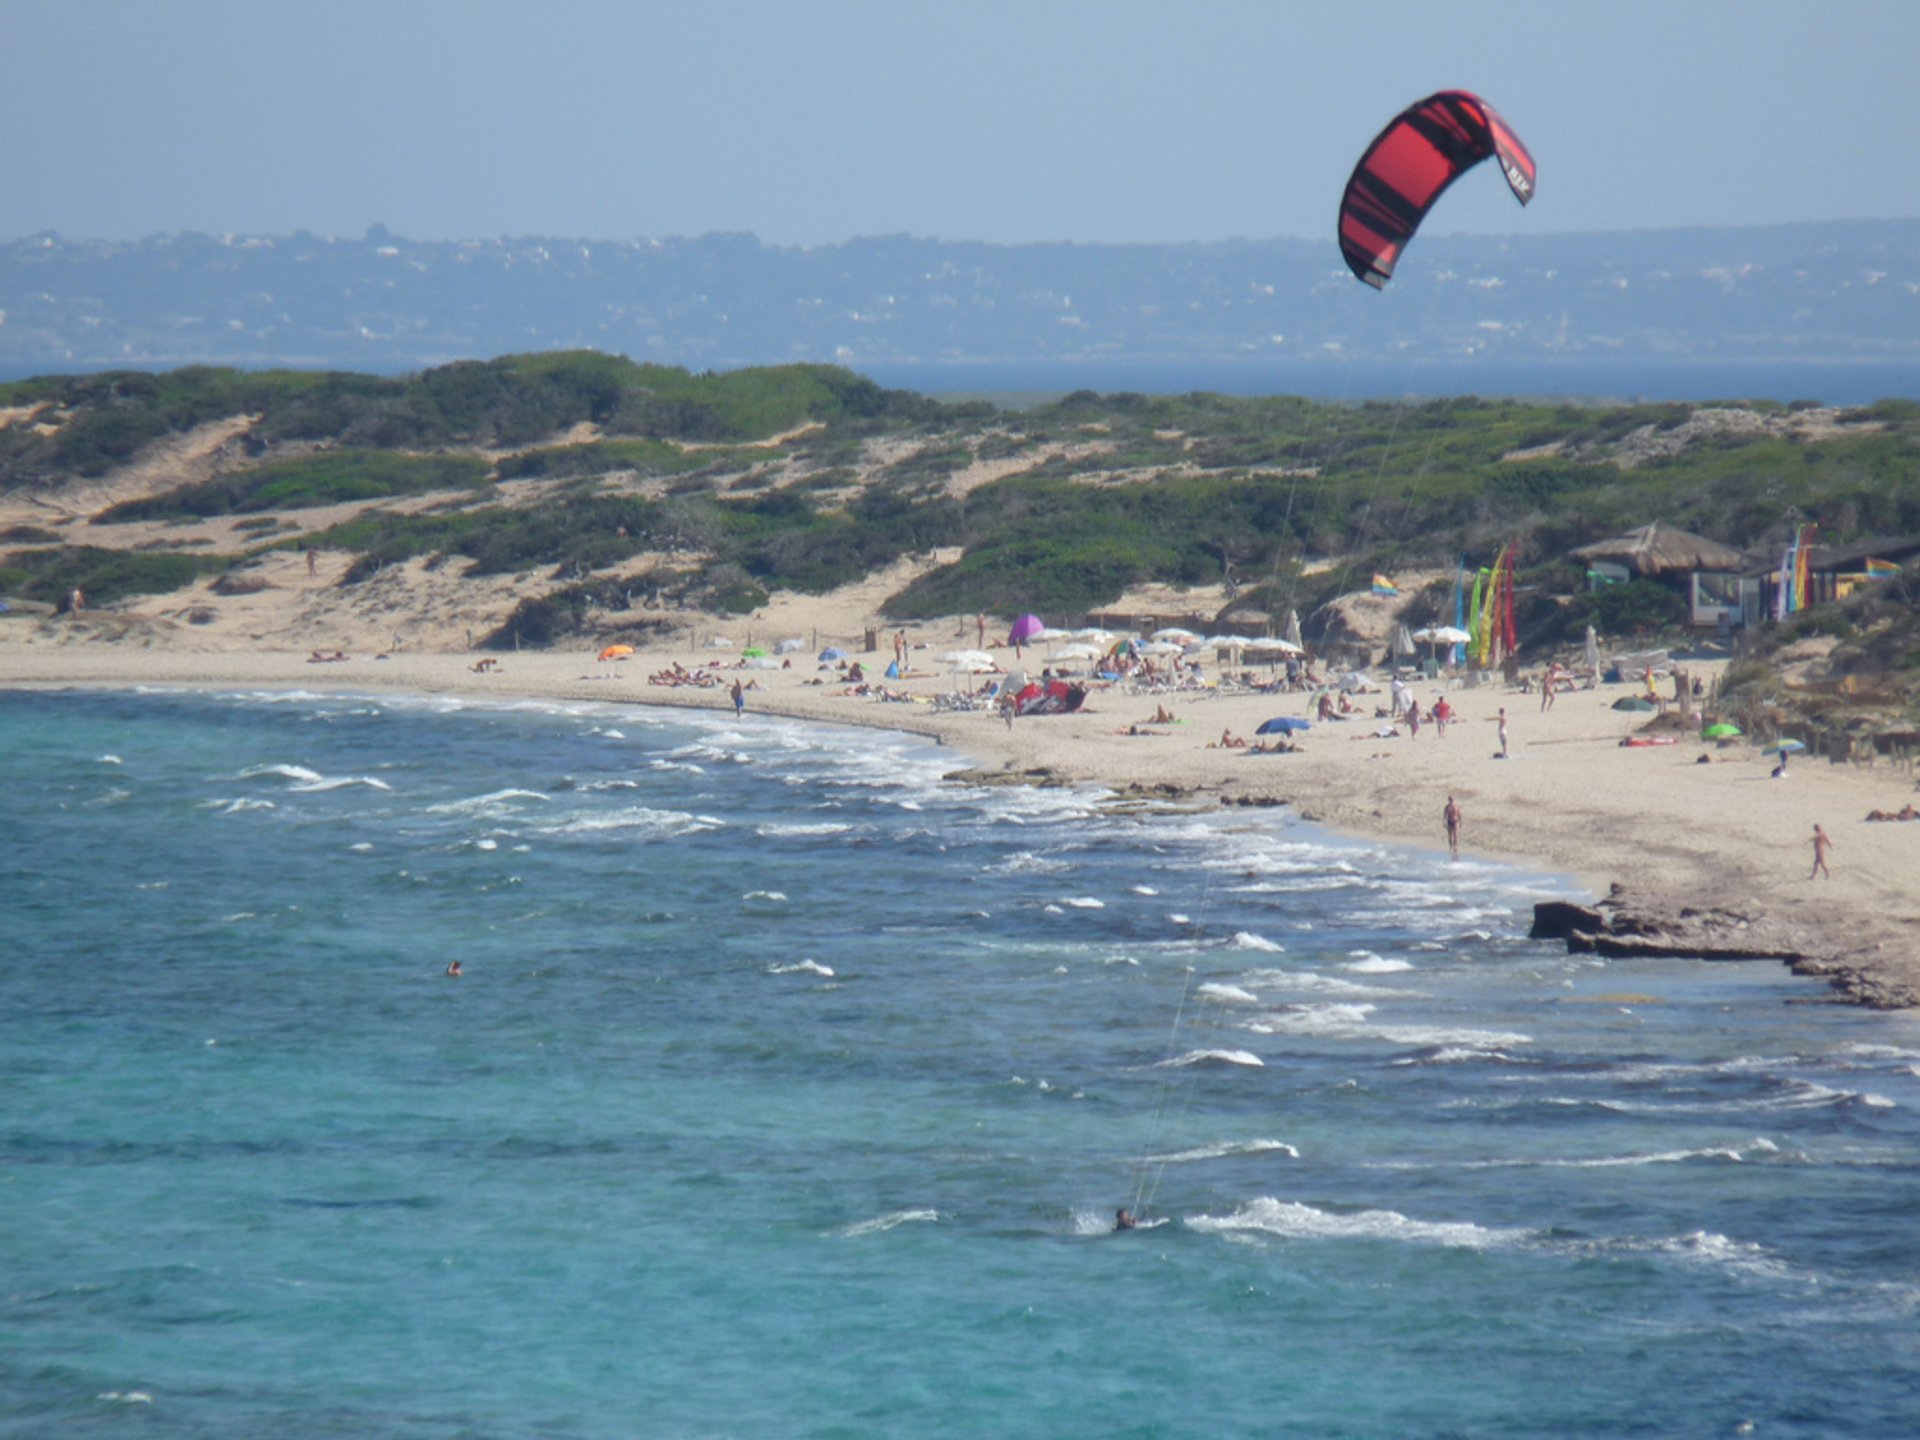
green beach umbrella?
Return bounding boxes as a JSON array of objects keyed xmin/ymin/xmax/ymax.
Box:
[{"xmin": 1701, "ymin": 723, "xmax": 1742, "ymax": 739}]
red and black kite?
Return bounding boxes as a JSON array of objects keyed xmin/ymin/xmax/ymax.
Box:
[{"xmin": 1338, "ymin": 90, "xmax": 1535, "ymax": 289}]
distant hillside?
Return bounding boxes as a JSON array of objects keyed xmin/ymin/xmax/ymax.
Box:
[
  {"xmin": 3, "ymin": 222, "xmax": 1917, "ymax": 394},
  {"xmin": 5, "ymin": 357, "xmax": 1917, "ymax": 669}
]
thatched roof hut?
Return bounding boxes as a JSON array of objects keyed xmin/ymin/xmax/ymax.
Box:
[{"xmin": 1570, "ymin": 523, "xmax": 1744, "ymax": 577}]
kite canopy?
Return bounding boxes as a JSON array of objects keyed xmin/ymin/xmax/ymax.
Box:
[{"xmin": 1339, "ymin": 90, "xmax": 1535, "ymax": 289}]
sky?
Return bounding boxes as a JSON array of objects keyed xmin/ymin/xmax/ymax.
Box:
[{"xmin": 5, "ymin": 0, "xmax": 1917, "ymax": 247}]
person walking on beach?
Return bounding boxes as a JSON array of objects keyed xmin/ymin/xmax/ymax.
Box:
[
  {"xmin": 1444, "ymin": 795, "xmax": 1462, "ymax": 861},
  {"xmin": 730, "ymin": 679, "xmax": 745, "ymax": 719},
  {"xmin": 1810, "ymin": 824, "xmax": 1834, "ymax": 880},
  {"xmin": 1496, "ymin": 707, "xmax": 1510, "ymax": 759}
]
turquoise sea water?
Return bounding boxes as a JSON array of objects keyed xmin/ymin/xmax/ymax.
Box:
[{"xmin": 4, "ymin": 686, "xmax": 1918, "ymax": 1438}]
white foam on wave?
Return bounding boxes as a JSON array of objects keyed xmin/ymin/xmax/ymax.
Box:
[
  {"xmin": 1146, "ymin": 1138, "xmax": 1299, "ymax": 1164},
  {"xmin": 1228, "ymin": 931, "xmax": 1286, "ymax": 953},
  {"xmin": 238, "ymin": 762, "xmax": 322, "ymax": 785},
  {"xmin": 1243, "ymin": 969, "xmax": 1413, "ymax": 999},
  {"xmin": 990, "ymin": 850, "xmax": 1072, "ymax": 876},
  {"xmin": 1130, "ymin": 884, "xmax": 1160, "ymax": 896},
  {"xmin": 1197, "ymin": 982, "xmax": 1259, "ymax": 1006},
  {"xmin": 537, "ymin": 807, "xmax": 719, "ymax": 838},
  {"xmin": 297, "ymin": 774, "xmax": 392, "ymax": 792},
  {"xmin": 646, "ymin": 759, "xmax": 706, "ymax": 776},
  {"xmin": 1608, "ymin": 1077, "xmax": 1888, "ymax": 1118},
  {"xmin": 1391, "ymin": 1047, "xmax": 1524, "ymax": 1067},
  {"xmin": 743, "ymin": 890, "xmax": 788, "ymax": 903},
  {"xmin": 769, "ymin": 959, "xmax": 834, "ymax": 977},
  {"xmin": 96, "ymin": 754, "xmax": 122, "ymax": 766},
  {"xmin": 755, "ymin": 821, "xmax": 853, "ymax": 838},
  {"xmin": 427, "ymin": 788, "xmax": 551, "ymax": 815},
  {"xmin": 839, "ymin": 1208, "xmax": 940, "ymax": 1237},
  {"xmin": 212, "ymin": 797, "xmax": 276, "ymax": 814},
  {"xmin": 1157, "ymin": 1048, "xmax": 1264, "ymax": 1069},
  {"xmin": 1447, "ymin": 1143, "xmax": 1765, "ymax": 1170},
  {"xmin": 1344, "ymin": 952, "xmax": 1414, "ymax": 973},
  {"xmin": 1244, "ymin": 1003, "xmax": 1527, "ymax": 1050},
  {"xmin": 1060, "ymin": 896, "xmax": 1105, "ymax": 909},
  {"xmin": 1190, "ymin": 1196, "xmax": 1524, "ymax": 1251}
]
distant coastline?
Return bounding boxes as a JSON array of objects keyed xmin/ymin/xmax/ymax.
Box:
[
  {"xmin": 859, "ymin": 358, "xmax": 1920, "ymax": 407},
  {"xmin": 3, "ymin": 358, "xmax": 1913, "ymax": 408}
]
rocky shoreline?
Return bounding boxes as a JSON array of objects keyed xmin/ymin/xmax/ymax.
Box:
[{"xmin": 1533, "ymin": 887, "xmax": 1920, "ymax": 1009}]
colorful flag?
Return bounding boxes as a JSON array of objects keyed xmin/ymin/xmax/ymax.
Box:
[
  {"xmin": 1371, "ymin": 574, "xmax": 1398, "ymax": 597},
  {"xmin": 1866, "ymin": 558, "xmax": 1899, "ymax": 579}
]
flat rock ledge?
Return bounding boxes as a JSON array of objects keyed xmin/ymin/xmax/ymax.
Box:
[{"xmin": 1532, "ymin": 886, "xmax": 1920, "ymax": 1010}]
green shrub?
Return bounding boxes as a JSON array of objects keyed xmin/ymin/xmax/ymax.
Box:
[
  {"xmin": 2, "ymin": 545, "xmax": 219, "ymax": 606},
  {"xmin": 95, "ymin": 451, "xmax": 490, "ymax": 522}
]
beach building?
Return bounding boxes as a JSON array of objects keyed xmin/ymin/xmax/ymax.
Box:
[
  {"xmin": 1746, "ymin": 535, "xmax": 1920, "ymax": 619},
  {"xmin": 1569, "ymin": 522, "xmax": 1753, "ymax": 628}
]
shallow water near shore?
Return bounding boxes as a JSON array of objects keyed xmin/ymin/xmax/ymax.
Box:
[{"xmin": 5, "ymin": 686, "xmax": 1919, "ymax": 1438}]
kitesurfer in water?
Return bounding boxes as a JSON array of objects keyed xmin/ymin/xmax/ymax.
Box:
[{"xmin": 1114, "ymin": 1208, "xmax": 1138, "ymax": 1231}]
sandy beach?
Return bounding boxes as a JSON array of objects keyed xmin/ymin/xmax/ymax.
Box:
[{"xmin": 6, "ymin": 544, "xmax": 1918, "ymax": 1007}]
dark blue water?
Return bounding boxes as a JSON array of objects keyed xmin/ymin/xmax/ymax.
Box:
[
  {"xmin": 863, "ymin": 358, "xmax": 1920, "ymax": 405},
  {"xmin": 5, "ymin": 687, "xmax": 1918, "ymax": 1438}
]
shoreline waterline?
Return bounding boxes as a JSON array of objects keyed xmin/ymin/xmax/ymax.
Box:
[{"xmin": 7, "ymin": 639, "xmax": 1916, "ymax": 1006}]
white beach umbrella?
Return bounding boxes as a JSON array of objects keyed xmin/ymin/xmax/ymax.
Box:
[
  {"xmin": 1071, "ymin": 628, "xmax": 1114, "ymax": 645},
  {"xmin": 1245, "ymin": 636, "xmax": 1304, "ymax": 655},
  {"xmin": 939, "ymin": 649, "xmax": 998, "ymax": 672},
  {"xmin": 1151, "ymin": 627, "xmax": 1201, "ymax": 644},
  {"xmin": 1050, "ymin": 643, "xmax": 1103, "ymax": 662},
  {"xmin": 1140, "ymin": 641, "xmax": 1184, "ymax": 658}
]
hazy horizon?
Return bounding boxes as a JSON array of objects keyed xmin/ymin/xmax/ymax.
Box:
[{"xmin": 5, "ymin": 1, "xmax": 1916, "ymax": 248}]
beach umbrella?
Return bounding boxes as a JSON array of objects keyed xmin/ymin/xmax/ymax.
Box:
[
  {"xmin": 1050, "ymin": 642, "xmax": 1103, "ymax": 662},
  {"xmin": 1764, "ymin": 739, "xmax": 1806, "ymax": 755},
  {"xmin": 1072, "ymin": 628, "xmax": 1114, "ymax": 645},
  {"xmin": 1584, "ymin": 625, "xmax": 1602, "ymax": 677},
  {"xmin": 1285, "ymin": 609, "xmax": 1303, "ymax": 651},
  {"xmin": 1033, "ymin": 627, "xmax": 1072, "ymax": 641},
  {"xmin": 1257, "ymin": 716, "xmax": 1311, "ymax": 735},
  {"xmin": 1151, "ymin": 627, "xmax": 1201, "ymax": 644},
  {"xmin": 773, "ymin": 637, "xmax": 806, "ymax": 655},
  {"xmin": 1411, "ymin": 625, "xmax": 1472, "ymax": 645},
  {"xmin": 597, "ymin": 644, "xmax": 634, "ymax": 662},
  {"xmin": 1008, "ymin": 614, "xmax": 1046, "ymax": 644},
  {"xmin": 818, "ymin": 646, "xmax": 849, "ymax": 662},
  {"xmin": 741, "ymin": 646, "xmax": 767, "ymax": 659},
  {"xmin": 1701, "ymin": 723, "xmax": 1742, "ymax": 739},
  {"xmin": 1245, "ymin": 636, "xmax": 1304, "ymax": 655},
  {"xmin": 1140, "ymin": 641, "xmax": 1184, "ymax": 658},
  {"xmin": 939, "ymin": 649, "xmax": 997, "ymax": 672}
]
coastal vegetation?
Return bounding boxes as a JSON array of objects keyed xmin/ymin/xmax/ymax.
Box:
[{"xmin": 3, "ymin": 356, "xmax": 1917, "ymax": 720}]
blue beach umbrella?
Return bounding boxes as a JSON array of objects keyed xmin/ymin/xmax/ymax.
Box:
[
  {"xmin": 818, "ymin": 646, "xmax": 848, "ymax": 662},
  {"xmin": 1257, "ymin": 717, "xmax": 1311, "ymax": 735},
  {"xmin": 1764, "ymin": 738, "xmax": 1806, "ymax": 755}
]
